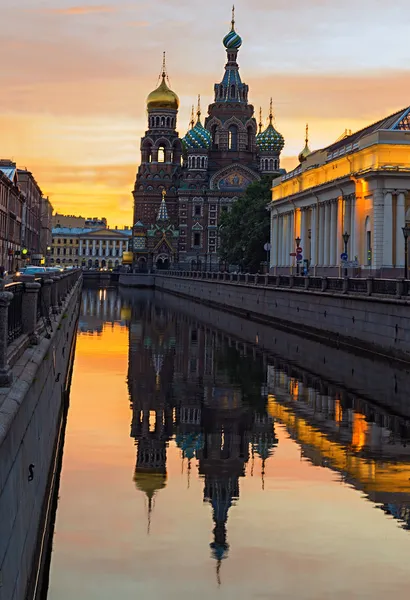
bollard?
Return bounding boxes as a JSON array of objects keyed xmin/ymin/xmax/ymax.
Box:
[
  {"xmin": 366, "ymin": 278, "xmax": 373, "ymax": 296},
  {"xmin": 22, "ymin": 282, "xmax": 41, "ymax": 344},
  {"xmin": 342, "ymin": 277, "xmax": 349, "ymax": 294},
  {"xmin": 0, "ymin": 290, "xmax": 14, "ymax": 385}
]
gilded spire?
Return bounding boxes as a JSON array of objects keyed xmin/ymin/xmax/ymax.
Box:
[
  {"xmin": 269, "ymin": 97, "xmax": 273, "ymax": 126},
  {"xmin": 231, "ymin": 4, "xmax": 235, "ymax": 31},
  {"xmin": 258, "ymin": 107, "xmax": 263, "ymax": 134},
  {"xmin": 197, "ymin": 94, "xmax": 201, "ymax": 122},
  {"xmin": 190, "ymin": 105, "xmax": 195, "ymax": 129},
  {"xmin": 161, "ymin": 51, "xmax": 167, "ymax": 79},
  {"xmin": 305, "ymin": 122, "xmax": 309, "ymax": 145}
]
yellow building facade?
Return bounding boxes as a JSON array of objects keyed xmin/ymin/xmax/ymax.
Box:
[{"xmin": 269, "ymin": 108, "xmax": 410, "ymax": 276}]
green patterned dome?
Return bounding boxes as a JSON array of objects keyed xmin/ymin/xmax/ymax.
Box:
[
  {"xmin": 256, "ymin": 123, "xmax": 285, "ymax": 153},
  {"xmin": 182, "ymin": 105, "xmax": 211, "ymax": 151},
  {"xmin": 223, "ymin": 7, "xmax": 242, "ymax": 49}
]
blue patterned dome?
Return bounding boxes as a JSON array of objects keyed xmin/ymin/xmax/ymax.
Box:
[
  {"xmin": 182, "ymin": 113, "xmax": 211, "ymax": 151},
  {"xmin": 256, "ymin": 123, "xmax": 285, "ymax": 153}
]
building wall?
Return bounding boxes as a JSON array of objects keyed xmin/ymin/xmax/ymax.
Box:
[
  {"xmin": 51, "ymin": 227, "xmax": 131, "ymax": 267},
  {"xmin": 52, "ymin": 214, "xmax": 85, "ymax": 229}
]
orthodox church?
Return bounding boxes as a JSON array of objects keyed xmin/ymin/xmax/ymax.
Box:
[{"xmin": 132, "ymin": 8, "xmax": 285, "ymax": 270}]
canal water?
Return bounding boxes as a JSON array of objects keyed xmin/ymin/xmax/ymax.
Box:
[{"xmin": 46, "ymin": 287, "xmax": 410, "ymax": 599}]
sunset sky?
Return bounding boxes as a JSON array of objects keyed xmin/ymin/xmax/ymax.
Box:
[{"xmin": 1, "ymin": 0, "xmax": 410, "ymax": 227}]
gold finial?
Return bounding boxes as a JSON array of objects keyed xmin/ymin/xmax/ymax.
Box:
[
  {"xmin": 231, "ymin": 5, "xmax": 235, "ymax": 31},
  {"xmin": 258, "ymin": 107, "xmax": 263, "ymax": 134},
  {"xmin": 197, "ymin": 94, "xmax": 201, "ymax": 122},
  {"xmin": 162, "ymin": 51, "xmax": 167, "ymax": 79},
  {"xmin": 190, "ymin": 105, "xmax": 195, "ymax": 129},
  {"xmin": 305, "ymin": 123, "xmax": 309, "ymax": 145},
  {"xmin": 269, "ymin": 97, "xmax": 273, "ymax": 125},
  {"xmin": 162, "ymin": 188, "xmax": 166, "ymax": 200}
]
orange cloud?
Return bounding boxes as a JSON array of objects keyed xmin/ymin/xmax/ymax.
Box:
[{"xmin": 45, "ymin": 5, "xmax": 116, "ymax": 15}]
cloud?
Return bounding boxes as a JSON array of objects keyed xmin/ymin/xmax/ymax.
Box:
[{"xmin": 43, "ymin": 5, "xmax": 116, "ymax": 15}]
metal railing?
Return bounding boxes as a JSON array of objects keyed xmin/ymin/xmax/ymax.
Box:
[
  {"xmin": 6, "ymin": 283, "xmax": 23, "ymax": 344},
  {"xmin": 156, "ymin": 270, "xmax": 410, "ymax": 299}
]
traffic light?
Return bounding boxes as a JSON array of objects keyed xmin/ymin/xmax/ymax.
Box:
[
  {"xmin": 7, "ymin": 249, "xmax": 13, "ymax": 256},
  {"xmin": 367, "ymin": 248, "xmax": 372, "ymax": 265},
  {"xmin": 21, "ymin": 248, "xmax": 29, "ymax": 259}
]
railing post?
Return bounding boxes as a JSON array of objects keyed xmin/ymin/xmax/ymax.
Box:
[
  {"xmin": 22, "ymin": 282, "xmax": 41, "ymax": 344},
  {"xmin": 342, "ymin": 277, "xmax": 349, "ymax": 294},
  {"xmin": 396, "ymin": 278, "xmax": 404, "ymax": 298},
  {"xmin": 245, "ymin": 274, "xmax": 249, "ymax": 284},
  {"xmin": 304, "ymin": 276, "xmax": 309, "ymax": 290},
  {"xmin": 0, "ymin": 289, "xmax": 13, "ymax": 385},
  {"xmin": 289, "ymin": 275, "xmax": 294, "ymax": 288},
  {"xmin": 276, "ymin": 275, "xmax": 281, "ymax": 287},
  {"xmin": 42, "ymin": 278, "xmax": 53, "ymax": 315},
  {"xmin": 51, "ymin": 275, "xmax": 61, "ymax": 314},
  {"xmin": 321, "ymin": 277, "xmax": 328, "ymax": 292},
  {"xmin": 366, "ymin": 277, "xmax": 373, "ymax": 296}
]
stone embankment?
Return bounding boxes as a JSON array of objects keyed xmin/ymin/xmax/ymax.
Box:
[
  {"xmin": 0, "ymin": 270, "xmax": 82, "ymax": 600},
  {"xmin": 155, "ymin": 271, "xmax": 410, "ymax": 362}
]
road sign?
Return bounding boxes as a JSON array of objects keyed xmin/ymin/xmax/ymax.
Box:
[
  {"xmin": 340, "ymin": 252, "xmax": 348, "ymax": 261},
  {"xmin": 264, "ymin": 242, "xmax": 272, "ymax": 251},
  {"xmin": 296, "ymin": 246, "xmax": 302, "ymax": 254},
  {"xmin": 296, "ymin": 253, "xmax": 303, "ymax": 262},
  {"xmin": 290, "ymin": 252, "xmax": 296, "ymax": 257}
]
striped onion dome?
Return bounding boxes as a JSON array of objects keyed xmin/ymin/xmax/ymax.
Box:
[
  {"xmin": 223, "ymin": 7, "xmax": 242, "ymax": 49},
  {"xmin": 182, "ymin": 110, "xmax": 211, "ymax": 151}
]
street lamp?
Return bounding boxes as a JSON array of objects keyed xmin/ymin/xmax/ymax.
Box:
[
  {"xmin": 402, "ymin": 225, "xmax": 410, "ymax": 279},
  {"xmin": 342, "ymin": 231, "xmax": 350, "ymax": 278},
  {"xmin": 295, "ymin": 236, "xmax": 301, "ymax": 275},
  {"xmin": 196, "ymin": 252, "xmax": 200, "ymax": 271},
  {"xmin": 241, "ymin": 244, "xmax": 246, "ymax": 273}
]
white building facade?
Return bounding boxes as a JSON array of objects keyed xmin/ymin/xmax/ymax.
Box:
[{"xmin": 269, "ymin": 107, "xmax": 410, "ymax": 277}]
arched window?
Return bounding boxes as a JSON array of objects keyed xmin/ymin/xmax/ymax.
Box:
[
  {"xmin": 228, "ymin": 125, "xmax": 238, "ymax": 151},
  {"xmin": 201, "ymin": 157, "xmax": 205, "ymax": 168},
  {"xmin": 161, "ymin": 116, "xmax": 165, "ymax": 127},
  {"xmin": 158, "ymin": 146, "xmax": 166, "ymax": 163},
  {"xmin": 270, "ymin": 159, "xmax": 274, "ymax": 171},
  {"xmin": 365, "ymin": 216, "xmax": 372, "ymax": 266},
  {"xmin": 166, "ymin": 117, "xmax": 170, "ymax": 127},
  {"xmin": 155, "ymin": 117, "xmax": 159, "ymax": 127},
  {"xmin": 247, "ymin": 126, "xmax": 253, "ymax": 150},
  {"xmin": 211, "ymin": 125, "xmax": 219, "ymax": 149},
  {"xmin": 231, "ymin": 84, "xmax": 236, "ymax": 98}
]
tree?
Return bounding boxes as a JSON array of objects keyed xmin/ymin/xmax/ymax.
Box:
[{"xmin": 219, "ymin": 176, "xmax": 271, "ymax": 272}]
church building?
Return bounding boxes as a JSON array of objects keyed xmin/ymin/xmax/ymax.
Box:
[{"xmin": 132, "ymin": 9, "xmax": 285, "ymax": 270}]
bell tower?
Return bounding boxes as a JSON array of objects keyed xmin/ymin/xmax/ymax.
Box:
[{"xmin": 133, "ymin": 53, "xmax": 183, "ymax": 228}]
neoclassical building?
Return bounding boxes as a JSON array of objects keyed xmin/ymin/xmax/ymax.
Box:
[
  {"xmin": 269, "ymin": 108, "xmax": 410, "ymax": 277},
  {"xmin": 133, "ymin": 10, "xmax": 285, "ymax": 269}
]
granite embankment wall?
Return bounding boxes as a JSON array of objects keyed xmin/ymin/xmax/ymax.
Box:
[
  {"xmin": 155, "ymin": 275, "xmax": 410, "ymax": 362},
  {"xmin": 156, "ymin": 290, "xmax": 410, "ymax": 419},
  {"xmin": 0, "ymin": 277, "xmax": 82, "ymax": 600}
]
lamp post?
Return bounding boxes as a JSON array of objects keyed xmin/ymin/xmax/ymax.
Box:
[
  {"xmin": 402, "ymin": 225, "xmax": 410, "ymax": 279},
  {"xmin": 295, "ymin": 236, "xmax": 301, "ymax": 275},
  {"xmin": 241, "ymin": 245, "xmax": 246, "ymax": 273},
  {"xmin": 342, "ymin": 231, "xmax": 350, "ymax": 278},
  {"xmin": 196, "ymin": 252, "xmax": 200, "ymax": 272}
]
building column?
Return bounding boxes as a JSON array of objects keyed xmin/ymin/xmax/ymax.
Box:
[
  {"xmin": 99, "ymin": 240, "xmax": 103, "ymax": 257},
  {"xmin": 324, "ymin": 202, "xmax": 330, "ymax": 266},
  {"xmin": 330, "ymin": 201, "xmax": 337, "ymax": 266},
  {"xmin": 337, "ymin": 197, "xmax": 344, "ymax": 264},
  {"xmin": 383, "ymin": 191, "xmax": 393, "ymax": 268},
  {"xmin": 271, "ymin": 216, "xmax": 278, "ymax": 268},
  {"xmin": 372, "ymin": 189, "xmax": 384, "ymax": 270},
  {"xmin": 310, "ymin": 206, "xmax": 317, "ymax": 267},
  {"xmin": 92, "ymin": 240, "xmax": 96, "ymax": 256},
  {"xmin": 318, "ymin": 204, "xmax": 324, "ymax": 265},
  {"xmin": 300, "ymin": 209, "xmax": 308, "ymax": 255},
  {"xmin": 395, "ymin": 191, "xmax": 406, "ymax": 268},
  {"xmin": 350, "ymin": 195, "xmax": 356, "ymax": 260},
  {"xmin": 79, "ymin": 239, "xmax": 83, "ymax": 257},
  {"xmin": 86, "ymin": 239, "xmax": 90, "ymax": 256},
  {"xmin": 119, "ymin": 240, "xmax": 123, "ymax": 257},
  {"xmin": 279, "ymin": 215, "xmax": 284, "ymax": 266},
  {"xmin": 288, "ymin": 211, "xmax": 294, "ymax": 266}
]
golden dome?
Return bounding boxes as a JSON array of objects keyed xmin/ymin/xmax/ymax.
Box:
[
  {"xmin": 298, "ymin": 123, "xmax": 311, "ymax": 163},
  {"xmin": 134, "ymin": 470, "xmax": 167, "ymax": 499},
  {"xmin": 147, "ymin": 74, "xmax": 179, "ymax": 111}
]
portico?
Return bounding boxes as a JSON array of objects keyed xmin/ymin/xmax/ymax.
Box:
[{"xmin": 269, "ymin": 107, "xmax": 410, "ymax": 277}]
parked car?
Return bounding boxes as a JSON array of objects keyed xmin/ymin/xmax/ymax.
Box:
[{"xmin": 13, "ymin": 266, "xmax": 47, "ymax": 281}]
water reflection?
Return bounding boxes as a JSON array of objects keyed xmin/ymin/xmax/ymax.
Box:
[{"xmin": 47, "ymin": 287, "xmax": 410, "ymax": 599}]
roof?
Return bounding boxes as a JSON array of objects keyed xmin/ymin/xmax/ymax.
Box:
[
  {"xmin": 52, "ymin": 227, "xmax": 132, "ymax": 237},
  {"xmin": 326, "ymin": 106, "xmax": 410, "ymax": 154},
  {"xmin": 0, "ymin": 166, "xmax": 17, "ymax": 183}
]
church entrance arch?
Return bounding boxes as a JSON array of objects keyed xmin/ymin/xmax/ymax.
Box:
[{"xmin": 156, "ymin": 254, "xmax": 170, "ymax": 270}]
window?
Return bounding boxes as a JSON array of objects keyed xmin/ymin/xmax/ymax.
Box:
[
  {"xmin": 228, "ymin": 125, "xmax": 238, "ymax": 151},
  {"xmin": 211, "ymin": 125, "xmax": 219, "ymax": 149},
  {"xmin": 194, "ymin": 232, "xmax": 201, "ymax": 246},
  {"xmin": 70, "ymin": 239, "xmax": 73, "ymax": 244},
  {"xmin": 158, "ymin": 146, "xmax": 165, "ymax": 163},
  {"xmin": 194, "ymin": 204, "xmax": 201, "ymax": 216},
  {"xmin": 63, "ymin": 238, "xmax": 67, "ymax": 244}
]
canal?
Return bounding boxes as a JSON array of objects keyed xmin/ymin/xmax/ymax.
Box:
[{"xmin": 45, "ymin": 286, "xmax": 410, "ymax": 599}]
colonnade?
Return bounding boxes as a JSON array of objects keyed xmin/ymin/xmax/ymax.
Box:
[{"xmin": 79, "ymin": 239, "xmax": 126, "ymax": 258}]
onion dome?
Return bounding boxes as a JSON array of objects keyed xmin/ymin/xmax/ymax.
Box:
[
  {"xmin": 147, "ymin": 53, "xmax": 179, "ymax": 111},
  {"xmin": 134, "ymin": 471, "xmax": 167, "ymax": 499},
  {"xmin": 256, "ymin": 101, "xmax": 285, "ymax": 152},
  {"xmin": 182, "ymin": 97, "xmax": 211, "ymax": 150},
  {"xmin": 298, "ymin": 123, "xmax": 311, "ymax": 163},
  {"xmin": 223, "ymin": 6, "xmax": 242, "ymax": 49}
]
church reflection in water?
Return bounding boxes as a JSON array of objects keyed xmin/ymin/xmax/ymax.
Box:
[
  {"xmin": 117, "ymin": 288, "xmax": 410, "ymax": 573},
  {"xmin": 125, "ymin": 292, "xmax": 277, "ymax": 576}
]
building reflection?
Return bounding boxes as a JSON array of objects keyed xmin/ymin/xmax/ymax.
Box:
[{"xmin": 79, "ymin": 287, "xmax": 128, "ymax": 334}]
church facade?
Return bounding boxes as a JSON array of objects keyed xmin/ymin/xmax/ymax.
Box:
[{"xmin": 132, "ymin": 10, "xmax": 285, "ymax": 270}]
